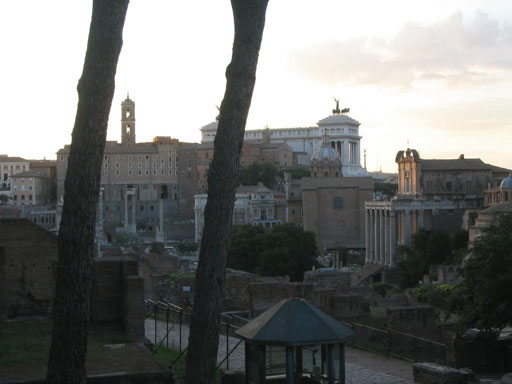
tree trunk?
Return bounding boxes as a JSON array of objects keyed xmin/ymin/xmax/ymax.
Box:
[
  {"xmin": 185, "ymin": 1, "xmax": 269, "ymax": 383},
  {"xmin": 45, "ymin": 1, "xmax": 129, "ymax": 383}
]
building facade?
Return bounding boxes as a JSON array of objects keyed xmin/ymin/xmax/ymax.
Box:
[
  {"xmin": 365, "ymin": 149, "xmax": 511, "ymax": 267},
  {"xmin": 199, "ymin": 106, "xmax": 367, "ymax": 177},
  {"xmin": 56, "ymin": 96, "xmax": 198, "ymax": 236},
  {"xmin": 10, "ymin": 171, "xmax": 51, "ymax": 206},
  {"xmin": 194, "ymin": 182, "xmax": 285, "ymax": 242}
]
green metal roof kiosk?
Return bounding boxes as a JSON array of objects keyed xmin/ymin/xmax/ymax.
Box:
[{"xmin": 235, "ymin": 298, "xmax": 354, "ymax": 384}]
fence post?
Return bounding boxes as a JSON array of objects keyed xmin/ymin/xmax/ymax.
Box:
[
  {"xmin": 154, "ymin": 304, "xmax": 158, "ymax": 347},
  {"xmin": 166, "ymin": 306, "xmax": 169, "ymax": 349},
  {"xmin": 179, "ymin": 310, "xmax": 182, "ymax": 352},
  {"xmin": 226, "ymin": 319, "xmax": 229, "ymax": 370},
  {"xmin": 386, "ymin": 329, "xmax": 390, "ymax": 356}
]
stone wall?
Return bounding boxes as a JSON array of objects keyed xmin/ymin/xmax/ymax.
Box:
[
  {"xmin": 0, "ymin": 219, "xmax": 145, "ymax": 338},
  {"xmin": 386, "ymin": 306, "xmax": 441, "ymax": 341},
  {"xmin": 0, "ymin": 219, "xmax": 58, "ymax": 317},
  {"xmin": 0, "ymin": 247, "xmax": 6, "ymax": 321},
  {"xmin": 413, "ymin": 363, "xmax": 473, "ymax": 384}
]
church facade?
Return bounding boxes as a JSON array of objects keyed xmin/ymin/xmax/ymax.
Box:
[{"xmin": 365, "ymin": 149, "xmax": 511, "ymax": 267}]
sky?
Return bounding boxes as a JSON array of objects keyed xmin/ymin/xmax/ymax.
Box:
[{"xmin": 1, "ymin": 1, "xmax": 511, "ymax": 172}]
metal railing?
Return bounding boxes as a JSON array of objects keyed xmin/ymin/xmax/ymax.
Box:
[{"xmin": 145, "ymin": 299, "xmax": 250, "ymax": 370}]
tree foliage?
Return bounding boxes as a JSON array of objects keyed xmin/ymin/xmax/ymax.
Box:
[
  {"xmin": 397, "ymin": 228, "xmax": 468, "ymax": 289},
  {"xmin": 279, "ymin": 167, "xmax": 311, "ymax": 180},
  {"xmin": 228, "ymin": 223, "xmax": 318, "ymax": 281},
  {"xmin": 374, "ymin": 182, "xmax": 398, "ymax": 198},
  {"xmin": 177, "ymin": 241, "xmax": 198, "ymax": 255},
  {"xmin": 456, "ymin": 213, "xmax": 512, "ymax": 332},
  {"xmin": 238, "ymin": 161, "xmax": 278, "ymax": 188}
]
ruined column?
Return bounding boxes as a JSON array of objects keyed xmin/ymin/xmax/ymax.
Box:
[
  {"xmin": 365, "ymin": 209, "xmax": 370, "ymax": 263},
  {"xmin": 374, "ymin": 209, "xmax": 380, "ymax": 265},
  {"xmin": 368, "ymin": 208, "xmax": 375, "ymax": 263},
  {"xmin": 379, "ymin": 209, "xmax": 385, "ymax": 265},
  {"xmin": 390, "ymin": 211, "xmax": 397, "ymax": 266},
  {"xmin": 404, "ymin": 209, "xmax": 411, "ymax": 246},
  {"xmin": 384, "ymin": 210, "xmax": 390, "ymax": 266},
  {"xmin": 124, "ymin": 188, "xmax": 129, "ymax": 231}
]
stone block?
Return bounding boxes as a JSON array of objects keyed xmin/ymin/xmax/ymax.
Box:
[{"xmin": 413, "ymin": 363, "xmax": 473, "ymax": 384}]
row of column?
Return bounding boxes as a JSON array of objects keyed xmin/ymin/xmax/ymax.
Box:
[{"xmin": 365, "ymin": 208, "xmax": 397, "ymax": 267}]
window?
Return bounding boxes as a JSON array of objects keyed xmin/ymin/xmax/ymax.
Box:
[
  {"xmin": 104, "ymin": 170, "xmax": 108, "ymax": 176},
  {"xmin": 140, "ymin": 206, "xmax": 144, "ymax": 211},
  {"xmin": 104, "ymin": 155, "xmax": 108, "ymax": 160},
  {"xmin": 145, "ymin": 155, "xmax": 149, "ymax": 160},
  {"xmin": 21, "ymin": 185, "xmax": 25, "ymax": 191},
  {"xmin": 104, "ymin": 163, "xmax": 108, "ymax": 168},
  {"xmin": 138, "ymin": 155, "xmax": 142, "ymax": 161},
  {"xmin": 138, "ymin": 162, "xmax": 142, "ymax": 168},
  {"xmin": 333, "ymin": 197, "xmax": 343, "ymax": 209},
  {"xmin": 446, "ymin": 181, "xmax": 452, "ymax": 192},
  {"xmin": 128, "ymin": 163, "xmax": 132, "ymax": 168},
  {"xmin": 14, "ymin": 195, "xmax": 17, "ymax": 200},
  {"xmin": 116, "ymin": 163, "xmax": 120, "ymax": 168},
  {"xmin": 466, "ymin": 180, "xmax": 472, "ymax": 191},
  {"xmin": 29, "ymin": 195, "xmax": 32, "ymax": 200},
  {"xmin": 145, "ymin": 170, "xmax": 149, "ymax": 176},
  {"xmin": 153, "ymin": 170, "xmax": 157, "ymax": 176},
  {"xmin": 116, "ymin": 170, "xmax": 120, "ymax": 176},
  {"xmin": 128, "ymin": 155, "xmax": 132, "ymax": 161},
  {"xmin": 138, "ymin": 170, "xmax": 142, "ymax": 176},
  {"xmin": 128, "ymin": 170, "xmax": 132, "ymax": 176},
  {"xmin": 21, "ymin": 195, "xmax": 25, "ymax": 200},
  {"xmin": 115, "ymin": 155, "xmax": 120, "ymax": 161},
  {"xmin": 60, "ymin": 155, "xmax": 64, "ymax": 161},
  {"xmin": 175, "ymin": 170, "xmax": 178, "ymax": 175}
]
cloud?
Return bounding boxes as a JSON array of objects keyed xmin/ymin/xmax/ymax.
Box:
[{"xmin": 289, "ymin": 11, "xmax": 512, "ymax": 89}]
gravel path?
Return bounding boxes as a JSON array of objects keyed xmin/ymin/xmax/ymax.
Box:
[{"xmin": 145, "ymin": 319, "xmax": 414, "ymax": 383}]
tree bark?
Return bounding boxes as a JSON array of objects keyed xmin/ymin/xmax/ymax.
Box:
[
  {"xmin": 185, "ymin": 1, "xmax": 269, "ymax": 383},
  {"xmin": 45, "ymin": 1, "xmax": 129, "ymax": 383}
]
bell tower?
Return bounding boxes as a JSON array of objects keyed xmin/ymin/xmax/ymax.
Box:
[{"xmin": 121, "ymin": 95, "xmax": 136, "ymax": 146}]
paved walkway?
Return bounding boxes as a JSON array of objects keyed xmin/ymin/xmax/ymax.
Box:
[{"xmin": 145, "ymin": 319, "xmax": 414, "ymax": 383}]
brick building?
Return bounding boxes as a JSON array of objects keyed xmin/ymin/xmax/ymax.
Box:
[
  {"xmin": 365, "ymin": 149, "xmax": 511, "ymax": 267},
  {"xmin": 56, "ymin": 96, "xmax": 199, "ymax": 236}
]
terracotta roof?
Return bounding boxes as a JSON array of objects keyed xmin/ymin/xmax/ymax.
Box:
[
  {"xmin": 10, "ymin": 171, "xmax": 48, "ymax": 178},
  {"xmin": 421, "ymin": 159, "xmax": 490, "ymax": 171},
  {"xmin": 480, "ymin": 202, "xmax": 512, "ymax": 214},
  {"xmin": 0, "ymin": 156, "xmax": 28, "ymax": 162}
]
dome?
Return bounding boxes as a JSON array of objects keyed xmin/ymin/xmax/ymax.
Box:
[
  {"xmin": 311, "ymin": 134, "xmax": 341, "ymax": 163},
  {"xmin": 501, "ymin": 174, "xmax": 512, "ymax": 189},
  {"xmin": 311, "ymin": 145, "xmax": 341, "ymax": 163}
]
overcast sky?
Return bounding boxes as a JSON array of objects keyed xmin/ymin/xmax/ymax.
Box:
[{"xmin": 1, "ymin": 1, "xmax": 511, "ymax": 172}]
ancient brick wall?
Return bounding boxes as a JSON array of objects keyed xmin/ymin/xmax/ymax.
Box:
[
  {"xmin": 386, "ymin": 306, "xmax": 441, "ymax": 341},
  {"xmin": 0, "ymin": 219, "xmax": 58, "ymax": 317}
]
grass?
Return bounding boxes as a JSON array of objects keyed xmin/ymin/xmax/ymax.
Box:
[
  {"xmin": 370, "ymin": 305, "xmax": 386, "ymax": 317},
  {"xmin": 0, "ymin": 319, "xmax": 51, "ymax": 368},
  {"xmin": 0, "ymin": 319, "xmax": 155, "ymax": 380},
  {"xmin": 154, "ymin": 346, "xmax": 186, "ymax": 382}
]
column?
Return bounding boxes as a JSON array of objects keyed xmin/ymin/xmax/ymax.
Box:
[
  {"xmin": 390, "ymin": 211, "xmax": 397, "ymax": 266},
  {"xmin": 418, "ymin": 209, "xmax": 424, "ymax": 229},
  {"xmin": 131, "ymin": 194, "xmax": 137, "ymax": 233},
  {"xmin": 404, "ymin": 210, "xmax": 411, "ymax": 246},
  {"xmin": 365, "ymin": 209, "xmax": 370, "ymax": 263},
  {"xmin": 368, "ymin": 210, "xmax": 374, "ymax": 263},
  {"xmin": 124, "ymin": 189, "xmax": 129, "ymax": 231},
  {"xmin": 374, "ymin": 209, "xmax": 380, "ymax": 265},
  {"xmin": 379, "ymin": 209, "xmax": 385, "ymax": 265},
  {"xmin": 384, "ymin": 210, "xmax": 390, "ymax": 266}
]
